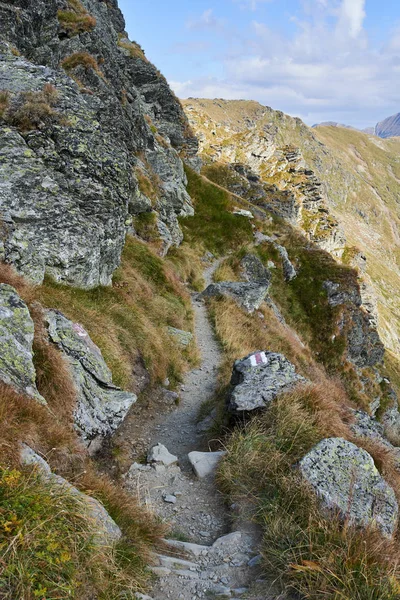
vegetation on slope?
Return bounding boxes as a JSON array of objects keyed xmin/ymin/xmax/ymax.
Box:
[
  {"xmin": 0, "ymin": 233, "xmax": 200, "ymax": 597},
  {"xmin": 177, "ymin": 168, "xmax": 400, "ymax": 598}
]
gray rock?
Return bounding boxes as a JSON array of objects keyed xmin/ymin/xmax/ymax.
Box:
[
  {"xmin": 240, "ymin": 254, "xmax": 271, "ymax": 285},
  {"xmin": 167, "ymin": 326, "xmax": 194, "ymax": 347},
  {"xmin": 46, "ymin": 310, "xmax": 136, "ymax": 443},
  {"xmin": 148, "ymin": 443, "xmax": 178, "ymax": 467},
  {"xmin": 228, "ymin": 351, "xmax": 306, "ymax": 412},
  {"xmin": 0, "ymin": 284, "xmax": 45, "ymax": 403},
  {"xmin": 299, "ymin": 438, "xmax": 398, "ymax": 537},
  {"xmin": 20, "ymin": 445, "xmax": 121, "ymax": 543},
  {"xmin": 162, "ymin": 494, "xmax": 177, "ymax": 504},
  {"xmin": 201, "ymin": 282, "xmax": 269, "ymax": 313},
  {"xmin": 162, "ymin": 538, "xmax": 209, "ymax": 558},
  {"xmin": 276, "ymin": 243, "xmax": 297, "ymax": 282},
  {"xmin": 247, "ymin": 555, "xmax": 262, "ymax": 568},
  {"xmin": 0, "ymin": 0, "xmax": 198, "ymax": 285},
  {"xmin": 188, "ymin": 451, "xmax": 226, "ymax": 478}
]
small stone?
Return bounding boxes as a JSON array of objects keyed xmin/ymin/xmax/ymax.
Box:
[
  {"xmin": 162, "ymin": 494, "xmax": 177, "ymax": 504},
  {"xmin": 248, "ymin": 555, "xmax": 262, "ymax": 567},
  {"xmin": 148, "ymin": 443, "xmax": 178, "ymax": 467},
  {"xmin": 199, "ymin": 531, "xmax": 210, "ymax": 538},
  {"xmin": 188, "ymin": 451, "xmax": 226, "ymax": 478}
]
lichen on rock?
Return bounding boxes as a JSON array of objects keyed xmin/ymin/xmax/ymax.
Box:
[
  {"xmin": 46, "ymin": 310, "xmax": 136, "ymax": 445},
  {"xmin": 0, "ymin": 283, "xmax": 45, "ymax": 403},
  {"xmin": 299, "ymin": 437, "xmax": 398, "ymax": 537}
]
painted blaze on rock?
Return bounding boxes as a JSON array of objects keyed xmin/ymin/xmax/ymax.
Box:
[
  {"xmin": 0, "ymin": 284, "xmax": 45, "ymax": 403},
  {"xmin": 46, "ymin": 310, "xmax": 136, "ymax": 443},
  {"xmin": 299, "ymin": 438, "xmax": 398, "ymax": 537},
  {"xmin": 228, "ymin": 350, "xmax": 305, "ymax": 412}
]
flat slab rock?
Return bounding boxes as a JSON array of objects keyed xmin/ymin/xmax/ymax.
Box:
[
  {"xmin": 46, "ymin": 310, "xmax": 136, "ymax": 443},
  {"xmin": 21, "ymin": 444, "xmax": 121, "ymax": 543},
  {"xmin": 228, "ymin": 350, "xmax": 306, "ymax": 412},
  {"xmin": 299, "ymin": 437, "xmax": 398, "ymax": 537},
  {"xmin": 188, "ymin": 451, "xmax": 226, "ymax": 478},
  {"xmin": 0, "ymin": 284, "xmax": 45, "ymax": 403},
  {"xmin": 200, "ymin": 281, "xmax": 269, "ymax": 313}
]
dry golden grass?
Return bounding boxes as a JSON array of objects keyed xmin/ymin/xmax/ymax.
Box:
[
  {"xmin": 166, "ymin": 243, "xmax": 206, "ymax": 292},
  {"xmin": 4, "ymin": 84, "xmax": 62, "ymax": 132}
]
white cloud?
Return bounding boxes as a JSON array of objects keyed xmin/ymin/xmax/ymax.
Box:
[
  {"xmin": 173, "ymin": 0, "xmax": 400, "ymax": 127},
  {"xmin": 186, "ymin": 9, "xmax": 225, "ymax": 31},
  {"xmin": 233, "ymin": 0, "xmax": 273, "ymax": 10},
  {"xmin": 337, "ymin": 0, "xmax": 366, "ymax": 39}
]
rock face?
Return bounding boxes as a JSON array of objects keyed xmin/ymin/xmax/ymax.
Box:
[
  {"xmin": 228, "ymin": 351, "xmax": 305, "ymax": 412},
  {"xmin": 0, "ymin": 284, "xmax": 45, "ymax": 403},
  {"xmin": 201, "ymin": 282, "xmax": 269, "ymax": 313},
  {"xmin": 46, "ymin": 310, "xmax": 136, "ymax": 443},
  {"xmin": 21, "ymin": 444, "xmax": 121, "ymax": 543},
  {"xmin": 323, "ymin": 279, "xmax": 384, "ymax": 368},
  {"xmin": 299, "ymin": 438, "xmax": 398, "ymax": 537},
  {"xmin": 0, "ymin": 0, "xmax": 197, "ymax": 285}
]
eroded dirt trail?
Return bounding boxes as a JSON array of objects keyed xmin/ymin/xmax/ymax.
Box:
[{"xmin": 123, "ymin": 261, "xmax": 275, "ymax": 600}]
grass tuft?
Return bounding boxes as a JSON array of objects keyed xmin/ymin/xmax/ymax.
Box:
[{"xmin": 57, "ymin": 0, "xmax": 96, "ymax": 37}]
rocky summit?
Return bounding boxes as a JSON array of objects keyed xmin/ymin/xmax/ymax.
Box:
[{"xmin": 1, "ymin": 2, "xmax": 400, "ymax": 599}]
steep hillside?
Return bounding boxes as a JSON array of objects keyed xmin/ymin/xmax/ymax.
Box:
[
  {"xmin": 2, "ymin": 3, "xmax": 400, "ymax": 599},
  {"xmin": 182, "ymin": 98, "xmax": 400, "ymax": 363}
]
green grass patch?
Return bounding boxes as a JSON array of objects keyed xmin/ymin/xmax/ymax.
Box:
[{"xmin": 181, "ymin": 166, "xmax": 253, "ymax": 255}]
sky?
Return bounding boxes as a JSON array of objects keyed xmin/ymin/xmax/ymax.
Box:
[{"xmin": 118, "ymin": 0, "xmax": 400, "ymax": 128}]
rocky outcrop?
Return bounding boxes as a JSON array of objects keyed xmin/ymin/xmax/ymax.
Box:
[
  {"xmin": 201, "ymin": 281, "xmax": 269, "ymax": 313},
  {"xmin": 228, "ymin": 351, "xmax": 306, "ymax": 412},
  {"xmin": 0, "ymin": 284, "xmax": 45, "ymax": 403},
  {"xmin": 46, "ymin": 310, "xmax": 136, "ymax": 444},
  {"xmin": 323, "ymin": 279, "xmax": 384, "ymax": 368},
  {"xmin": 21, "ymin": 444, "xmax": 121, "ymax": 543},
  {"xmin": 299, "ymin": 438, "xmax": 398, "ymax": 537},
  {"xmin": 183, "ymin": 99, "xmax": 346, "ymax": 257},
  {"xmin": 0, "ymin": 0, "xmax": 198, "ymax": 284},
  {"xmin": 167, "ymin": 327, "xmax": 193, "ymax": 348},
  {"xmin": 240, "ymin": 254, "xmax": 271, "ymax": 284}
]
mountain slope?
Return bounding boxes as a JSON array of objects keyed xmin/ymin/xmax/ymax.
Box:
[
  {"xmin": 182, "ymin": 98, "xmax": 400, "ymax": 362},
  {"xmin": 375, "ymin": 112, "xmax": 400, "ymax": 139}
]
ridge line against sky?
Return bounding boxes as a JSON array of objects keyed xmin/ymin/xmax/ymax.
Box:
[{"xmin": 120, "ymin": 0, "xmax": 400, "ymax": 128}]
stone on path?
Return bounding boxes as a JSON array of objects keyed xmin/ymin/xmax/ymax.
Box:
[
  {"xmin": 188, "ymin": 451, "xmax": 227, "ymax": 478},
  {"xmin": 299, "ymin": 437, "xmax": 398, "ymax": 537},
  {"xmin": 148, "ymin": 443, "xmax": 178, "ymax": 467},
  {"xmin": 229, "ymin": 350, "xmax": 306, "ymax": 412}
]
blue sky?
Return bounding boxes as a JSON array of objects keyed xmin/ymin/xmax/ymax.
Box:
[{"xmin": 119, "ymin": 0, "xmax": 400, "ymax": 128}]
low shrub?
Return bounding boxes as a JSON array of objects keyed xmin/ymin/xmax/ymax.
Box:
[
  {"xmin": 61, "ymin": 51, "xmax": 100, "ymax": 73},
  {"xmin": 4, "ymin": 84, "xmax": 62, "ymax": 132}
]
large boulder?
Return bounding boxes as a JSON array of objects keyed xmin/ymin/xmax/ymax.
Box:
[
  {"xmin": 201, "ymin": 282, "xmax": 269, "ymax": 313},
  {"xmin": 46, "ymin": 310, "xmax": 136, "ymax": 444},
  {"xmin": 0, "ymin": 284, "xmax": 45, "ymax": 403},
  {"xmin": 299, "ymin": 438, "xmax": 398, "ymax": 537},
  {"xmin": 21, "ymin": 444, "xmax": 121, "ymax": 543},
  {"xmin": 228, "ymin": 351, "xmax": 306, "ymax": 412}
]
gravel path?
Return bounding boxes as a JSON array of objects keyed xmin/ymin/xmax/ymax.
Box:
[{"xmin": 123, "ymin": 260, "xmax": 281, "ymax": 600}]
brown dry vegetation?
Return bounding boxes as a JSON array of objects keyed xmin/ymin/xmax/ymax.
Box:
[
  {"xmin": 57, "ymin": 0, "xmax": 96, "ymax": 37},
  {"xmin": 0, "ymin": 244, "xmax": 193, "ymax": 596},
  {"xmin": 2, "ymin": 84, "xmax": 63, "ymax": 132}
]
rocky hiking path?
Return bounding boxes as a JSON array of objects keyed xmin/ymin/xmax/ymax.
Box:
[{"xmin": 123, "ymin": 260, "xmax": 279, "ymax": 600}]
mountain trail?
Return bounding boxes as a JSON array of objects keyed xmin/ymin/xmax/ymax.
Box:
[{"xmin": 123, "ymin": 259, "xmax": 281, "ymax": 600}]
